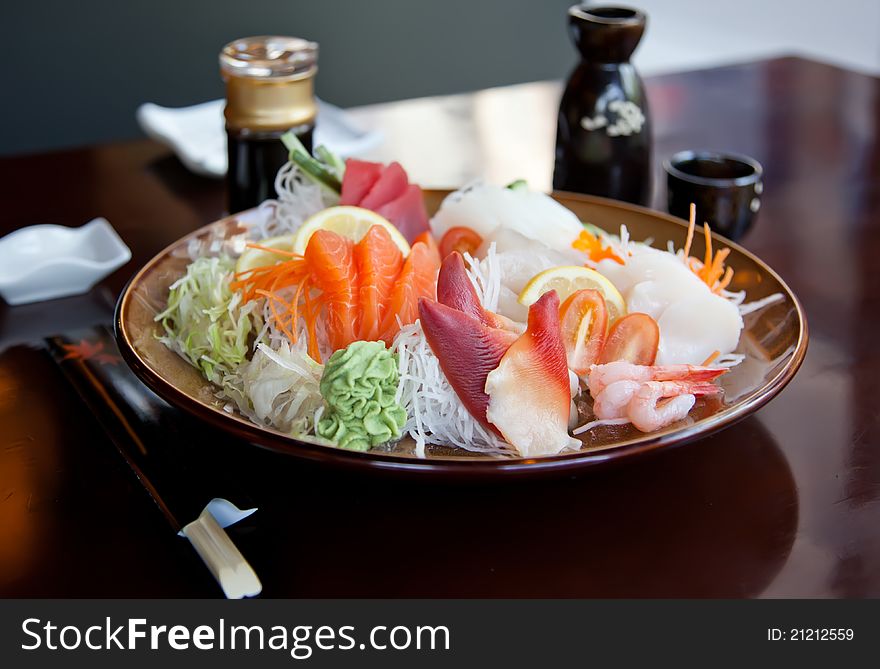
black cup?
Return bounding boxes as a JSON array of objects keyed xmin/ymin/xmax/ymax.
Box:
[{"xmin": 663, "ymin": 150, "xmax": 763, "ymax": 240}]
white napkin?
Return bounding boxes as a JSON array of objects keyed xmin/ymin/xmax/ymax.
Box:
[{"xmin": 137, "ymin": 98, "xmax": 382, "ymax": 178}]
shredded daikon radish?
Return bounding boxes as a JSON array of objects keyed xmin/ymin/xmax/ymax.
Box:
[
  {"xmin": 714, "ymin": 352, "xmax": 746, "ymax": 368},
  {"xmin": 573, "ymin": 417, "xmax": 631, "ymax": 435},
  {"xmin": 391, "ymin": 321, "xmax": 513, "ymax": 457},
  {"xmin": 739, "ymin": 292, "xmax": 784, "ymax": 316},
  {"xmin": 463, "ymin": 242, "xmax": 501, "ymax": 313},
  {"xmin": 248, "ymin": 162, "xmax": 335, "ymax": 240},
  {"xmin": 618, "ymin": 224, "xmax": 633, "ymax": 258},
  {"xmin": 253, "ymin": 287, "xmax": 333, "ymax": 363}
]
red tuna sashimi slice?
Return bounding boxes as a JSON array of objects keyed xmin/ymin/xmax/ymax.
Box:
[
  {"xmin": 436, "ymin": 252, "xmax": 523, "ymax": 332},
  {"xmin": 418, "ymin": 299, "xmax": 517, "ymax": 432},
  {"xmin": 340, "ymin": 159, "xmax": 384, "ymax": 206},
  {"xmin": 485, "ymin": 291, "xmax": 580, "ymax": 457},
  {"xmin": 376, "ymin": 184, "xmax": 430, "ymax": 243},
  {"xmin": 359, "ymin": 161, "xmax": 408, "ymax": 210}
]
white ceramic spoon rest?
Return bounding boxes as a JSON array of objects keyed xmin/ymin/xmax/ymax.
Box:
[{"xmin": 0, "ymin": 218, "xmax": 131, "ymax": 305}]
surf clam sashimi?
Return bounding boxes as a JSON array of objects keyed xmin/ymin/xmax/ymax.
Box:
[{"xmin": 485, "ymin": 291, "xmax": 580, "ymax": 457}]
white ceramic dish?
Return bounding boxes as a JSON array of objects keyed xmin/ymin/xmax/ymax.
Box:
[
  {"xmin": 137, "ymin": 98, "xmax": 383, "ymax": 178},
  {"xmin": 0, "ymin": 218, "xmax": 131, "ymax": 305}
]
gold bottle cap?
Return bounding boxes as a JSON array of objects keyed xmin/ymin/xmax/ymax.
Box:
[{"xmin": 220, "ymin": 36, "xmax": 318, "ymax": 133}]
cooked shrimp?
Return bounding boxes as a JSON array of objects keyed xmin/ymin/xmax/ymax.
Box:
[
  {"xmin": 587, "ymin": 361, "xmax": 727, "ymax": 397},
  {"xmin": 627, "ymin": 381, "xmax": 698, "ymax": 432},
  {"xmin": 592, "ymin": 374, "xmax": 722, "ymax": 421},
  {"xmin": 592, "ymin": 379, "xmax": 641, "ymax": 420}
]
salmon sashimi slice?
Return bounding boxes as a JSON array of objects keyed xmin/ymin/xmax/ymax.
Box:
[
  {"xmin": 413, "ymin": 231, "xmax": 441, "ymax": 267},
  {"xmin": 485, "ymin": 291, "xmax": 580, "ymax": 457},
  {"xmin": 378, "ymin": 241, "xmax": 440, "ymax": 343},
  {"xmin": 355, "ymin": 225, "xmax": 404, "ymax": 341},
  {"xmin": 418, "ymin": 299, "xmax": 517, "ymax": 433},
  {"xmin": 304, "ymin": 229, "xmax": 359, "ymax": 352},
  {"xmin": 436, "ymin": 252, "xmax": 523, "ymax": 333}
]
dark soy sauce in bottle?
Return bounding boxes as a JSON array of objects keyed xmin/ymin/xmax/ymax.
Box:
[
  {"xmin": 227, "ymin": 126, "xmax": 314, "ymax": 214},
  {"xmin": 553, "ymin": 6, "xmax": 652, "ymax": 205},
  {"xmin": 221, "ymin": 36, "xmax": 318, "ymax": 214}
]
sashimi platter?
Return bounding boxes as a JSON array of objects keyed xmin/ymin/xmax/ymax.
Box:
[{"xmin": 116, "ymin": 137, "xmax": 806, "ymax": 473}]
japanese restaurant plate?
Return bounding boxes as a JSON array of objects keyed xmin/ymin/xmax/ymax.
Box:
[{"xmin": 115, "ymin": 191, "xmax": 807, "ymax": 477}]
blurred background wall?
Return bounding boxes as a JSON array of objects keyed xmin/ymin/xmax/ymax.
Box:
[
  {"xmin": 633, "ymin": 0, "xmax": 880, "ymax": 79},
  {"xmin": 0, "ymin": 0, "xmax": 575, "ymax": 156},
  {"xmin": 3, "ymin": 0, "xmax": 879, "ymax": 157}
]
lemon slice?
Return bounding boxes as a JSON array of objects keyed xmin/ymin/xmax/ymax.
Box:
[
  {"xmin": 292, "ymin": 206, "xmax": 410, "ymax": 256},
  {"xmin": 235, "ymin": 234, "xmax": 298, "ymax": 274},
  {"xmin": 518, "ymin": 266, "xmax": 627, "ymax": 323}
]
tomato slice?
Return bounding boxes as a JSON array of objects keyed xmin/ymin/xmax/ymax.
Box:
[
  {"xmin": 598, "ymin": 313, "xmax": 660, "ymax": 366},
  {"xmin": 439, "ymin": 226, "xmax": 483, "ymax": 259},
  {"xmin": 558, "ymin": 289, "xmax": 608, "ymax": 375}
]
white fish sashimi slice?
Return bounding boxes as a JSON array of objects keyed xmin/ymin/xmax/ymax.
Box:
[
  {"xmin": 627, "ymin": 274, "xmax": 705, "ymax": 320},
  {"xmin": 477, "ymin": 227, "xmax": 583, "ymax": 264},
  {"xmin": 491, "ymin": 250, "xmax": 567, "ymax": 294},
  {"xmin": 495, "ymin": 285, "xmax": 529, "ymax": 323},
  {"xmin": 431, "ymin": 182, "xmax": 583, "ymax": 255},
  {"xmin": 475, "ymin": 246, "xmax": 568, "ymax": 323},
  {"xmin": 656, "ymin": 294, "xmax": 743, "ymax": 365},
  {"xmin": 597, "ymin": 245, "xmax": 706, "ymax": 299}
]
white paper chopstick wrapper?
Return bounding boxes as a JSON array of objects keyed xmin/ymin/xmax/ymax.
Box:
[
  {"xmin": 179, "ymin": 498, "xmax": 261, "ymax": 599},
  {"xmin": 137, "ymin": 98, "xmax": 383, "ymax": 178}
]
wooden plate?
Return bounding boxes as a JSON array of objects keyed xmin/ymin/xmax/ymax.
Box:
[{"xmin": 115, "ymin": 191, "xmax": 808, "ymax": 477}]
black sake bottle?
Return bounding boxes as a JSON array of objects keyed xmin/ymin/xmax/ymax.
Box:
[{"xmin": 553, "ymin": 5, "xmax": 652, "ymax": 206}]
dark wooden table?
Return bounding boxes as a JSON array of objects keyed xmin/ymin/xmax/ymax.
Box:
[{"xmin": 1, "ymin": 56, "xmax": 878, "ymax": 597}]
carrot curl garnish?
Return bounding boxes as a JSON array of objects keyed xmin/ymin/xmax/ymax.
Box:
[
  {"xmin": 230, "ymin": 255, "xmax": 308, "ymax": 303},
  {"xmin": 682, "ymin": 204, "xmax": 735, "ymax": 294},
  {"xmin": 244, "ymin": 242, "xmax": 300, "ymax": 258},
  {"xmin": 573, "ymin": 228, "xmax": 625, "ymax": 265},
  {"xmin": 700, "ymin": 350, "xmax": 721, "ymax": 366}
]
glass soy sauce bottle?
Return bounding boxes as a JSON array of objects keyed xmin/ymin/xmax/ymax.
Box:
[{"xmin": 220, "ymin": 36, "xmax": 318, "ymax": 213}]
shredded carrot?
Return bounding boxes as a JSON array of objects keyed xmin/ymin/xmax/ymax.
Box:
[
  {"xmin": 700, "ymin": 350, "xmax": 721, "ymax": 366},
  {"xmin": 244, "ymin": 242, "xmax": 300, "ymax": 258},
  {"xmin": 702, "ymin": 223, "xmax": 712, "ymax": 273},
  {"xmin": 230, "ymin": 256, "xmax": 307, "ymax": 303},
  {"xmin": 302, "ymin": 287, "xmax": 322, "ymax": 362},
  {"xmin": 683, "ymin": 203, "xmax": 696, "ymax": 259},
  {"xmin": 572, "ymin": 229, "xmax": 625, "ymax": 265},
  {"xmin": 681, "ymin": 204, "xmax": 735, "ymax": 294},
  {"xmin": 258, "ymin": 289, "xmax": 295, "ymax": 344},
  {"xmin": 227, "ymin": 230, "xmax": 437, "ymax": 361}
]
